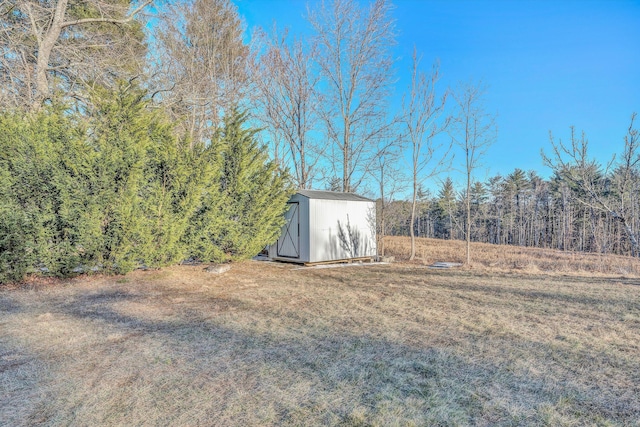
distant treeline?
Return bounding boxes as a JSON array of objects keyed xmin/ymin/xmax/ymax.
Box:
[{"xmin": 382, "ymin": 166, "xmax": 640, "ymax": 256}]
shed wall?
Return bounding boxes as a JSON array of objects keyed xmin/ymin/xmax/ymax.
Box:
[
  {"xmin": 308, "ymin": 199, "xmax": 377, "ymax": 263},
  {"xmin": 299, "ymin": 196, "xmax": 310, "ymax": 262}
]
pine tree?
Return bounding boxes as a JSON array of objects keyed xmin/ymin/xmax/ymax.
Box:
[
  {"xmin": 0, "ymin": 106, "xmax": 93, "ymax": 277},
  {"xmin": 88, "ymin": 82, "xmax": 210, "ymax": 272},
  {"xmin": 437, "ymin": 177, "xmax": 457, "ymax": 239},
  {"xmin": 191, "ymin": 110, "xmax": 293, "ymax": 262}
]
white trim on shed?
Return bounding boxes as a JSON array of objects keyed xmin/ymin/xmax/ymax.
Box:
[{"xmin": 269, "ymin": 190, "xmax": 377, "ymax": 264}]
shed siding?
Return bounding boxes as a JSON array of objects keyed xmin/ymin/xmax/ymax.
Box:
[
  {"xmin": 298, "ymin": 195, "xmax": 311, "ymax": 262},
  {"xmin": 309, "ymin": 199, "xmax": 376, "ymax": 263}
]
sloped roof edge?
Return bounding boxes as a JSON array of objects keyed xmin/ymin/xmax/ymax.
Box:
[{"xmin": 296, "ymin": 189, "xmax": 374, "ymax": 202}]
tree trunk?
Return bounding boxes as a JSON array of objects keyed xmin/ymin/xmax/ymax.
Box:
[
  {"xmin": 614, "ymin": 213, "xmax": 640, "ymax": 257},
  {"xmin": 379, "ymin": 177, "xmax": 386, "ymax": 257},
  {"xmin": 33, "ymin": 0, "xmax": 69, "ymax": 109},
  {"xmin": 409, "ymin": 178, "xmax": 417, "ymax": 260},
  {"xmin": 466, "ymin": 170, "xmax": 471, "ymax": 264},
  {"xmin": 342, "ymin": 121, "xmax": 350, "ymax": 192}
]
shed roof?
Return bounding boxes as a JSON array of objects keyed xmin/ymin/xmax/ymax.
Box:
[{"xmin": 296, "ymin": 189, "xmax": 374, "ymax": 202}]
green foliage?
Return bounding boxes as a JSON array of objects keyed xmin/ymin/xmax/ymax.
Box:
[
  {"xmin": 0, "ymin": 87, "xmax": 292, "ymax": 283},
  {"xmin": 88, "ymin": 86, "xmax": 158, "ymax": 272},
  {"xmin": 188, "ymin": 110, "xmax": 294, "ymax": 262},
  {"xmin": 0, "ymin": 205, "xmax": 32, "ymax": 283},
  {"xmin": 0, "ymin": 107, "xmax": 89, "ymax": 277},
  {"xmin": 437, "ymin": 177, "xmax": 457, "ymax": 214}
]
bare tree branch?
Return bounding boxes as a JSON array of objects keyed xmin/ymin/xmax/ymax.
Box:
[
  {"xmin": 402, "ymin": 47, "xmax": 451, "ymax": 260},
  {"xmin": 542, "ymin": 113, "xmax": 640, "ymax": 255},
  {"xmin": 150, "ymin": 0, "xmax": 249, "ymax": 147},
  {"xmin": 451, "ymin": 82, "xmax": 497, "ymax": 264},
  {"xmin": 308, "ymin": 0, "xmax": 396, "ymax": 192},
  {"xmin": 1, "ymin": 0, "xmax": 152, "ymax": 110},
  {"xmin": 60, "ymin": 0, "xmax": 152, "ymax": 28}
]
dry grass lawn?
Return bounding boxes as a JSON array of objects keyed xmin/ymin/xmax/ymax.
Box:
[
  {"xmin": 2, "ymin": 245, "xmax": 640, "ymax": 425},
  {"xmin": 385, "ymin": 236, "xmax": 640, "ymax": 276}
]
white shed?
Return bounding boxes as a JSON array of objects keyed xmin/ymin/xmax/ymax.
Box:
[{"xmin": 269, "ymin": 190, "xmax": 377, "ymax": 264}]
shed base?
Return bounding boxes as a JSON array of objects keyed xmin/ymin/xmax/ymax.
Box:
[{"xmin": 303, "ymin": 257, "xmax": 374, "ymax": 267}]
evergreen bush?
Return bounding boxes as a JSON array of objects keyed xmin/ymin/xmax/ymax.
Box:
[
  {"xmin": 0, "ymin": 88, "xmax": 292, "ymax": 283},
  {"xmin": 0, "ymin": 206, "xmax": 32, "ymax": 283},
  {"xmin": 186, "ymin": 110, "xmax": 293, "ymax": 262}
]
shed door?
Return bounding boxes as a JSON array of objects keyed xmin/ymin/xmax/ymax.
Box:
[{"xmin": 277, "ymin": 202, "xmax": 300, "ymax": 258}]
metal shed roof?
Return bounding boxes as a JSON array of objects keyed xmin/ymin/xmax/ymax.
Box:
[{"xmin": 296, "ymin": 189, "xmax": 374, "ymax": 202}]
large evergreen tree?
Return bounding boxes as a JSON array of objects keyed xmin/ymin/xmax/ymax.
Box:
[
  {"xmin": 0, "ymin": 0, "xmax": 150, "ymax": 110},
  {"xmin": 87, "ymin": 83, "xmax": 212, "ymax": 272},
  {"xmin": 189, "ymin": 110, "xmax": 293, "ymax": 262}
]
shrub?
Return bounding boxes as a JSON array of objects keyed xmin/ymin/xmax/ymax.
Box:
[
  {"xmin": 0, "ymin": 89, "xmax": 292, "ymax": 283},
  {"xmin": 186, "ymin": 110, "xmax": 294, "ymax": 262},
  {"xmin": 0, "ymin": 206, "xmax": 32, "ymax": 283}
]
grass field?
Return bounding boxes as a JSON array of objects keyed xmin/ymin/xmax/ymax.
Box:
[
  {"xmin": 2, "ymin": 239, "xmax": 640, "ymax": 426},
  {"xmin": 384, "ymin": 236, "xmax": 640, "ymax": 276}
]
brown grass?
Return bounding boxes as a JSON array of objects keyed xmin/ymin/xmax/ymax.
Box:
[
  {"xmin": 385, "ymin": 235, "xmax": 640, "ymax": 276},
  {"xmin": 1, "ymin": 257, "xmax": 640, "ymax": 425}
]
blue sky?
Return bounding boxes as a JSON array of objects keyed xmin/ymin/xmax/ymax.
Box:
[{"xmin": 235, "ymin": 0, "xmax": 640, "ymax": 188}]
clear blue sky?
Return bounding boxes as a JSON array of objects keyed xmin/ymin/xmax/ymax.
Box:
[{"xmin": 235, "ymin": 0, "xmax": 640, "ymax": 186}]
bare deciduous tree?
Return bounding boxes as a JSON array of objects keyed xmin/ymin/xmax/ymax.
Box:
[
  {"xmin": 308, "ymin": 0, "xmax": 395, "ymax": 192},
  {"xmin": 451, "ymin": 82, "xmax": 497, "ymax": 265},
  {"xmin": 380, "ymin": 114, "xmax": 640, "ymax": 259},
  {"xmin": 1, "ymin": 0, "xmax": 151, "ymax": 110},
  {"xmin": 153, "ymin": 0, "xmax": 249, "ymax": 146},
  {"xmin": 542, "ymin": 113, "xmax": 640, "ymax": 256},
  {"xmin": 368, "ymin": 139, "xmax": 406, "ymax": 257},
  {"xmin": 402, "ymin": 48, "xmax": 451, "ymax": 260},
  {"xmin": 251, "ymin": 27, "xmax": 322, "ymax": 188}
]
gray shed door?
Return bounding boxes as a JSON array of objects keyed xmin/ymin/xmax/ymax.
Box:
[{"xmin": 277, "ymin": 202, "xmax": 300, "ymax": 258}]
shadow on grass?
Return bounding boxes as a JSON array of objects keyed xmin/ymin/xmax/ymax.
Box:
[
  {"xmin": 0, "ymin": 331, "xmax": 47, "ymax": 426},
  {"xmin": 18, "ymin": 285, "xmax": 631, "ymax": 425},
  {"xmin": 0, "ymin": 295, "xmax": 22, "ymax": 314},
  {"xmin": 377, "ymin": 268, "xmax": 640, "ymax": 309}
]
